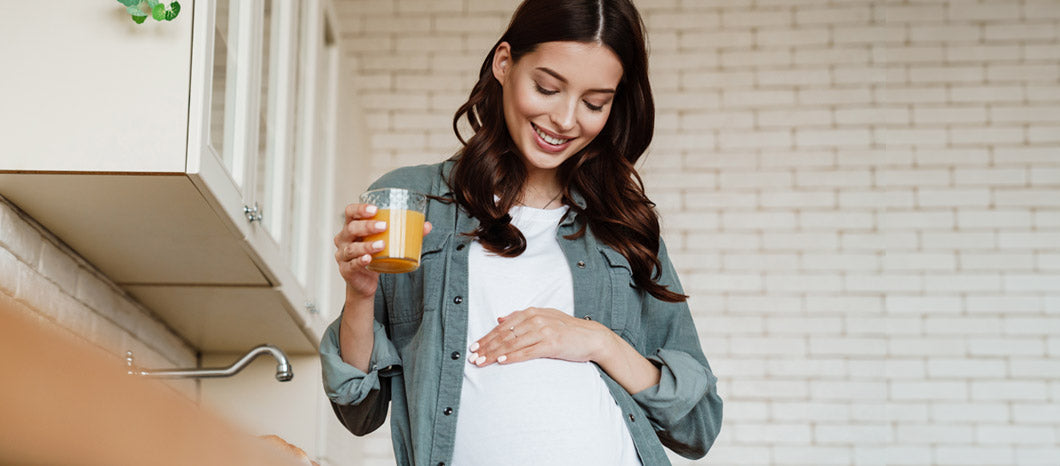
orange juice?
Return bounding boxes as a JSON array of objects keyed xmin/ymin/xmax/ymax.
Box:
[{"xmin": 364, "ymin": 208, "xmax": 425, "ymax": 273}]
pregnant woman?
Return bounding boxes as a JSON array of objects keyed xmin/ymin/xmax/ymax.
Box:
[{"xmin": 321, "ymin": 1, "xmax": 722, "ymax": 464}]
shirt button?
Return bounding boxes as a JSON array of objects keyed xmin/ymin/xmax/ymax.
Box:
[
  {"xmin": 451, "ymin": 351, "xmax": 461, "ymax": 360},
  {"xmin": 453, "ymin": 296, "xmax": 463, "ymax": 304},
  {"xmin": 628, "ymin": 413, "xmax": 635, "ymax": 422},
  {"xmin": 456, "ymin": 244, "xmax": 465, "ymax": 251},
  {"xmin": 577, "ymin": 260, "xmax": 586, "ymax": 268},
  {"xmin": 438, "ymin": 463, "xmax": 445, "ymax": 466},
  {"xmin": 443, "ymin": 407, "xmax": 453, "ymax": 415}
]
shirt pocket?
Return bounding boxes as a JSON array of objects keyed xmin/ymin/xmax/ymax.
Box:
[
  {"xmin": 599, "ymin": 247, "xmax": 637, "ymax": 335},
  {"xmin": 385, "ymin": 232, "xmax": 451, "ymax": 347}
]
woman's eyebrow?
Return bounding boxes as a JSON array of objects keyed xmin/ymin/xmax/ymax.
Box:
[{"xmin": 535, "ymin": 67, "xmax": 616, "ymax": 94}]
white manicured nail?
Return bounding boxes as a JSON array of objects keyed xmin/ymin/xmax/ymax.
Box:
[
  {"xmin": 371, "ymin": 240, "xmax": 384, "ymax": 250},
  {"xmin": 469, "ymin": 342, "xmax": 479, "ymax": 352},
  {"xmin": 475, "ymin": 355, "xmax": 486, "ymax": 365},
  {"xmin": 497, "ymin": 355, "xmax": 507, "ymax": 363},
  {"xmin": 375, "ymin": 221, "xmax": 387, "ymax": 231},
  {"xmin": 365, "ymin": 205, "xmax": 377, "ymax": 215}
]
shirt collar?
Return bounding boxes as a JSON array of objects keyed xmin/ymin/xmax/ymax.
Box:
[{"xmin": 439, "ymin": 158, "xmax": 587, "ymax": 226}]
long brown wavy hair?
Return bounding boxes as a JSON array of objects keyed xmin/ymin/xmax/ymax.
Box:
[{"xmin": 448, "ymin": 0, "xmax": 686, "ymax": 303}]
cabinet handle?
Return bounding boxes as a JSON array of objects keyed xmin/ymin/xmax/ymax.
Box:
[{"xmin": 243, "ymin": 203, "xmax": 263, "ymax": 223}]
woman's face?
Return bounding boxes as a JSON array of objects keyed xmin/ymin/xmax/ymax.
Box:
[{"xmin": 492, "ymin": 41, "xmax": 624, "ymax": 176}]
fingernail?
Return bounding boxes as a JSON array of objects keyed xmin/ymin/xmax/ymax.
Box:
[
  {"xmin": 475, "ymin": 355, "xmax": 486, "ymax": 365},
  {"xmin": 468, "ymin": 352, "xmax": 478, "ymax": 363},
  {"xmin": 469, "ymin": 342, "xmax": 479, "ymax": 352},
  {"xmin": 375, "ymin": 221, "xmax": 387, "ymax": 231},
  {"xmin": 361, "ymin": 254, "xmax": 372, "ymax": 264},
  {"xmin": 365, "ymin": 205, "xmax": 377, "ymax": 215},
  {"xmin": 371, "ymin": 240, "xmax": 384, "ymax": 250},
  {"xmin": 498, "ymin": 355, "xmax": 507, "ymax": 363}
]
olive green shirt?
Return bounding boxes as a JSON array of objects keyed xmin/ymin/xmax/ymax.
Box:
[{"xmin": 320, "ymin": 161, "xmax": 722, "ymax": 466}]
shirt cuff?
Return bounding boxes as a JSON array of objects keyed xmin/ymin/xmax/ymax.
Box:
[
  {"xmin": 319, "ymin": 316, "xmax": 402, "ymax": 406},
  {"xmin": 631, "ymin": 348, "xmax": 716, "ymax": 427}
]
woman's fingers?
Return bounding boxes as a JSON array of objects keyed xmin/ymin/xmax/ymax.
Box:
[
  {"xmin": 335, "ymin": 219, "xmax": 386, "ymax": 247},
  {"xmin": 495, "ymin": 342, "xmax": 547, "ymax": 365},
  {"xmin": 334, "ymin": 238, "xmax": 385, "ymax": 263},
  {"xmin": 344, "ymin": 203, "xmax": 378, "ymax": 223},
  {"xmin": 470, "ymin": 308, "xmax": 553, "ymax": 366},
  {"xmin": 345, "ymin": 218, "xmax": 388, "ymax": 240},
  {"xmin": 470, "ymin": 329, "xmax": 542, "ymax": 366},
  {"xmin": 472, "ymin": 311, "xmax": 530, "ymax": 354},
  {"xmin": 336, "ymin": 203, "xmax": 386, "ymax": 242}
]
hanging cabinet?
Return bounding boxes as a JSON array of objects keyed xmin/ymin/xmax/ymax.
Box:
[{"xmin": 0, "ymin": 0, "xmax": 344, "ymax": 353}]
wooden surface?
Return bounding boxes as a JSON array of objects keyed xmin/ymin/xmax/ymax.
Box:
[{"xmin": 0, "ymin": 293, "xmax": 311, "ymax": 466}]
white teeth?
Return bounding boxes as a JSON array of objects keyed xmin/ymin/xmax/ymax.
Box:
[{"xmin": 534, "ymin": 125, "xmax": 570, "ymax": 146}]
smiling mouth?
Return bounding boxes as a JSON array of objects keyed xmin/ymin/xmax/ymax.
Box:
[{"xmin": 532, "ymin": 123, "xmax": 573, "ymax": 146}]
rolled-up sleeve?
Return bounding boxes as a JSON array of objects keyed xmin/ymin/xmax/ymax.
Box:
[
  {"xmin": 630, "ymin": 239, "xmax": 723, "ymax": 459},
  {"xmin": 320, "ymin": 316, "xmax": 402, "ymax": 405},
  {"xmin": 632, "ymin": 348, "xmax": 717, "ymax": 426},
  {"xmin": 631, "ymin": 347, "xmax": 723, "ymax": 458}
]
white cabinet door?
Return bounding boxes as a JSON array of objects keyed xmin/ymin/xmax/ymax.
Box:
[
  {"xmin": 189, "ymin": 0, "xmax": 334, "ymax": 334},
  {"xmin": 1, "ymin": 0, "xmax": 337, "ymax": 351},
  {"xmin": 289, "ymin": 0, "xmax": 340, "ymax": 312},
  {"xmin": 0, "ymin": 1, "xmax": 192, "ymax": 172}
]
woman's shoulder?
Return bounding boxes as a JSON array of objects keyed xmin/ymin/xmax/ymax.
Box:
[{"xmin": 367, "ymin": 161, "xmax": 452, "ymax": 195}]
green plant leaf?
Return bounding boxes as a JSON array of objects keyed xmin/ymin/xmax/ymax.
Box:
[
  {"xmin": 132, "ymin": 14, "xmax": 147, "ymax": 24},
  {"xmin": 152, "ymin": 3, "xmax": 165, "ymax": 20},
  {"xmin": 116, "ymin": 0, "xmax": 140, "ymax": 7},
  {"xmin": 126, "ymin": 5, "xmax": 146, "ymax": 17},
  {"xmin": 147, "ymin": 0, "xmax": 161, "ymax": 8},
  {"xmin": 164, "ymin": 2, "xmax": 181, "ymax": 21}
]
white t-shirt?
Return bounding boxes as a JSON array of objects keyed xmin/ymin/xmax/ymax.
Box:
[{"xmin": 451, "ymin": 204, "xmax": 641, "ymax": 466}]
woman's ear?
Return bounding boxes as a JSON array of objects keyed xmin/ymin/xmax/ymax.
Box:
[{"xmin": 491, "ymin": 42, "xmax": 512, "ymax": 86}]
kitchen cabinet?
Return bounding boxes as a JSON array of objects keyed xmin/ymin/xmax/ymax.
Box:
[{"xmin": 0, "ymin": 0, "xmax": 345, "ymax": 353}]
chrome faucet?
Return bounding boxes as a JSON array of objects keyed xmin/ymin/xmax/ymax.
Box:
[{"xmin": 126, "ymin": 344, "xmax": 293, "ymax": 382}]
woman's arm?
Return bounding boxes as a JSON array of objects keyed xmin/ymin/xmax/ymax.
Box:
[
  {"xmin": 323, "ymin": 202, "xmax": 431, "ymax": 436},
  {"xmin": 627, "ymin": 240, "xmax": 723, "ymax": 459},
  {"xmin": 591, "ymin": 326, "xmax": 661, "ymax": 394},
  {"xmin": 339, "ymin": 285, "xmax": 377, "ymax": 373}
]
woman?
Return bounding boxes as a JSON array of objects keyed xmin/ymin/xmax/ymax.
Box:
[{"xmin": 321, "ymin": 1, "xmax": 722, "ymax": 464}]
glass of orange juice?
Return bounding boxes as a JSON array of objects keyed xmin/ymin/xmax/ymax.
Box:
[{"xmin": 359, "ymin": 188, "xmax": 427, "ymax": 274}]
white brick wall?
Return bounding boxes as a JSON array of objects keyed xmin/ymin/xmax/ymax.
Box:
[
  {"xmin": 335, "ymin": 0, "xmax": 1060, "ymax": 464},
  {"xmin": 0, "ymin": 197, "xmax": 196, "ymax": 397}
]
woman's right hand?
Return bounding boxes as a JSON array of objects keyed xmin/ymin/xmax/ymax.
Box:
[
  {"xmin": 334, "ymin": 203, "xmax": 387, "ymax": 299},
  {"xmin": 334, "ymin": 202, "xmax": 433, "ymax": 300}
]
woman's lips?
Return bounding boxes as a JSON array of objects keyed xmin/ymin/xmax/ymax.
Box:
[{"xmin": 531, "ymin": 123, "xmax": 573, "ymax": 153}]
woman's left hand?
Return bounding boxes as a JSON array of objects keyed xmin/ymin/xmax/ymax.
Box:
[{"xmin": 468, "ymin": 307, "xmax": 611, "ymax": 366}]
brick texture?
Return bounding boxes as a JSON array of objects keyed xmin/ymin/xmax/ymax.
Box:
[
  {"xmin": 0, "ymin": 198, "xmax": 196, "ymax": 397},
  {"xmin": 334, "ymin": 0, "xmax": 1060, "ymax": 464}
]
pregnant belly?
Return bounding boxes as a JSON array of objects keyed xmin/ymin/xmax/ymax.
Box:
[{"xmin": 452, "ymin": 358, "xmax": 639, "ymax": 466}]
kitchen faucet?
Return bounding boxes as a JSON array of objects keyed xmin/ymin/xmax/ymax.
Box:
[{"xmin": 126, "ymin": 344, "xmax": 293, "ymax": 382}]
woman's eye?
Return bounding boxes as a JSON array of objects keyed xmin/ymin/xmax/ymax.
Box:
[
  {"xmin": 584, "ymin": 101, "xmax": 604, "ymax": 112},
  {"xmin": 534, "ymin": 83, "xmax": 559, "ymax": 96}
]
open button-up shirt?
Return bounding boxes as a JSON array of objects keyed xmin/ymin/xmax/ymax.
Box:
[{"xmin": 320, "ymin": 161, "xmax": 722, "ymax": 466}]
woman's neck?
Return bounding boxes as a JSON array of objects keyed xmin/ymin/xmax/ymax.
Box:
[{"xmin": 519, "ymin": 169, "xmax": 563, "ymax": 209}]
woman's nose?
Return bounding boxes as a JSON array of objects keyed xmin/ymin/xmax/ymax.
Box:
[{"xmin": 549, "ymin": 99, "xmax": 578, "ymax": 133}]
